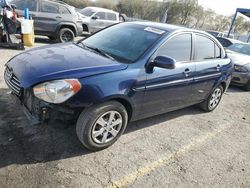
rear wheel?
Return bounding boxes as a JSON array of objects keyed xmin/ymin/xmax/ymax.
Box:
[
  {"xmin": 57, "ymin": 28, "xmax": 75, "ymax": 43},
  {"xmin": 76, "ymin": 101, "xmax": 128, "ymax": 151},
  {"xmin": 199, "ymin": 85, "xmax": 224, "ymax": 112}
]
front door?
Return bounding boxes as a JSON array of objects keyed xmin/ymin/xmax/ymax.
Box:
[
  {"xmin": 90, "ymin": 11, "xmax": 106, "ymax": 33},
  {"xmin": 142, "ymin": 33, "xmax": 195, "ymax": 117}
]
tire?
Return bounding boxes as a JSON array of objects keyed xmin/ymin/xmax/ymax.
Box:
[
  {"xmin": 57, "ymin": 28, "xmax": 75, "ymax": 43},
  {"xmin": 244, "ymin": 81, "xmax": 250, "ymax": 91},
  {"xmin": 76, "ymin": 101, "xmax": 128, "ymax": 151},
  {"xmin": 82, "ymin": 24, "xmax": 89, "ymax": 32},
  {"xmin": 199, "ymin": 85, "xmax": 224, "ymax": 112}
]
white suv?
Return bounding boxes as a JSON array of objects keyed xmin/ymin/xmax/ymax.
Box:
[{"xmin": 78, "ymin": 7, "xmax": 121, "ymax": 34}]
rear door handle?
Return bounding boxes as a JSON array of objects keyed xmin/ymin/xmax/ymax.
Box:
[
  {"xmin": 216, "ymin": 65, "xmax": 221, "ymax": 71},
  {"xmin": 183, "ymin": 68, "xmax": 192, "ymax": 77}
]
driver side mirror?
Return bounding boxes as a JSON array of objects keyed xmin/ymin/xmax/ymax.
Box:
[{"xmin": 147, "ymin": 56, "xmax": 176, "ymax": 72}]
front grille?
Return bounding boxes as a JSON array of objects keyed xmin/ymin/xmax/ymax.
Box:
[{"xmin": 4, "ymin": 66, "xmax": 22, "ymax": 96}]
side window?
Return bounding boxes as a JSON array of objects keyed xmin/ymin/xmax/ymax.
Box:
[
  {"xmin": 215, "ymin": 44, "xmax": 221, "ymax": 58},
  {"xmin": 195, "ymin": 35, "xmax": 215, "ymax": 60},
  {"xmin": 41, "ymin": 1, "xmax": 59, "ymax": 14},
  {"xmin": 95, "ymin": 12, "xmax": 106, "ymax": 20},
  {"xmin": 14, "ymin": 0, "xmax": 37, "ymax": 11},
  {"xmin": 157, "ymin": 34, "xmax": 192, "ymax": 62},
  {"xmin": 59, "ymin": 5, "xmax": 70, "ymax": 14},
  {"xmin": 107, "ymin": 13, "xmax": 117, "ymax": 21}
]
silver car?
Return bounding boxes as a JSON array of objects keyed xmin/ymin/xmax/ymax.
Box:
[{"xmin": 78, "ymin": 7, "xmax": 121, "ymax": 34}]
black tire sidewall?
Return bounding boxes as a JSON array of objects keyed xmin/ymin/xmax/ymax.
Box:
[
  {"xmin": 76, "ymin": 101, "xmax": 128, "ymax": 151},
  {"xmin": 58, "ymin": 28, "xmax": 75, "ymax": 43}
]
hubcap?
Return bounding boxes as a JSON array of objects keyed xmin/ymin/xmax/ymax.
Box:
[
  {"xmin": 92, "ymin": 111, "xmax": 123, "ymax": 144},
  {"xmin": 209, "ymin": 88, "xmax": 222, "ymax": 110}
]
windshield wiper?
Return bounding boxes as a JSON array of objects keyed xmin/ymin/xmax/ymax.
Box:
[
  {"xmin": 75, "ymin": 42, "xmax": 116, "ymax": 61},
  {"xmin": 86, "ymin": 46, "xmax": 116, "ymax": 61}
]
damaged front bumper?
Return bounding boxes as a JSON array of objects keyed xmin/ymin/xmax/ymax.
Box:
[{"xmin": 10, "ymin": 89, "xmax": 77, "ymax": 125}]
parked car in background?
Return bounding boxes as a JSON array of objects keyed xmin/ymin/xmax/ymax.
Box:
[
  {"xmin": 12, "ymin": 0, "xmax": 83, "ymax": 42},
  {"xmin": 78, "ymin": 7, "xmax": 122, "ymax": 33},
  {"xmin": 206, "ymin": 30, "xmax": 234, "ymax": 39},
  {"xmin": 226, "ymin": 43, "xmax": 250, "ymax": 91},
  {"xmin": 216, "ymin": 37, "xmax": 241, "ymax": 48},
  {"xmin": 5, "ymin": 22, "xmax": 232, "ymax": 151}
]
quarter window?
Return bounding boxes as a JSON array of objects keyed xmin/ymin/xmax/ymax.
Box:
[
  {"xmin": 195, "ymin": 35, "xmax": 215, "ymax": 60},
  {"xmin": 59, "ymin": 5, "xmax": 70, "ymax": 14},
  {"xmin": 157, "ymin": 34, "xmax": 192, "ymax": 62},
  {"xmin": 215, "ymin": 44, "xmax": 221, "ymax": 58}
]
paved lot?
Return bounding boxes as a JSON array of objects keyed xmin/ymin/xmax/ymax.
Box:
[{"xmin": 0, "ymin": 38, "xmax": 250, "ymax": 188}]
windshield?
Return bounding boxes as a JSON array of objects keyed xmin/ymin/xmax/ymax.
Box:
[
  {"xmin": 79, "ymin": 23, "xmax": 165, "ymax": 63},
  {"xmin": 227, "ymin": 43, "xmax": 250, "ymax": 56},
  {"xmin": 80, "ymin": 7, "xmax": 96, "ymax": 17}
]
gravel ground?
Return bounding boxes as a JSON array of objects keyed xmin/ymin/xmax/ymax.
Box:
[{"xmin": 0, "ymin": 38, "xmax": 250, "ymax": 188}]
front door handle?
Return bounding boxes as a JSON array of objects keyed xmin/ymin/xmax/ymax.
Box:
[
  {"xmin": 56, "ymin": 16, "xmax": 62, "ymax": 19},
  {"xmin": 183, "ymin": 68, "xmax": 191, "ymax": 77}
]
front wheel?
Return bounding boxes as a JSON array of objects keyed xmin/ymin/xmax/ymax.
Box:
[
  {"xmin": 76, "ymin": 101, "xmax": 128, "ymax": 151},
  {"xmin": 244, "ymin": 81, "xmax": 250, "ymax": 91},
  {"xmin": 199, "ymin": 85, "xmax": 224, "ymax": 112}
]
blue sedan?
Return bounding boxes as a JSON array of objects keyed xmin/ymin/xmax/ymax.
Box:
[{"xmin": 5, "ymin": 22, "xmax": 233, "ymax": 151}]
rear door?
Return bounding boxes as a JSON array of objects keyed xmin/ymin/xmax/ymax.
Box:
[
  {"xmin": 192, "ymin": 34, "xmax": 224, "ymax": 101},
  {"xmin": 35, "ymin": 0, "xmax": 61, "ymax": 35},
  {"xmin": 14, "ymin": 0, "xmax": 38, "ymax": 22}
]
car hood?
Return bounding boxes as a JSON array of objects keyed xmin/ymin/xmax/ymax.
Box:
[
  {"xmin": 6, "ymin": 43, "xmax": 128, "ymax": 88},
  {"xmin": 226, "ymin": 49, "xmax": 250, "ymax": 66}
]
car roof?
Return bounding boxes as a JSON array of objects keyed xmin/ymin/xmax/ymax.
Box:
[
  {"xmin": 130, "ymin": 21, "xmax": 210, "ymax": 35},
  {"xmin": 85, "ymin": 6, "xmax": 118, "ymax": 14}
]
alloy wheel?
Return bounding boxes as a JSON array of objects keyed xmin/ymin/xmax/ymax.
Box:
[
  {"xmin": 209, "ymin": 88, "xmax": 222, "ymax": 110},
  {"xmin": 91, "ymin": 111, "xmax": 123, "ymax": 144}
]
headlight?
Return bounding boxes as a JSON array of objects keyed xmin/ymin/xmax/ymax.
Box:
[
  {"xmin": 33, "ymin": 79, "xmax": 81, "ymax": 104},
  {"xmin": 234, "ymin": 65, "xmax": 249, "ymax": 72}
]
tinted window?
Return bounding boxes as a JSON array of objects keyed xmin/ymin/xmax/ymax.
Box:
[
  {"xmin": 59, "ymin": 5, "xmax": 70, "ymax": 14},
  {"xmin": 81, "ymin": 24, "xmax": 163, "ymax": 63},
  {"xmin": 95, "ymin": 12, "xmax": 106, "ymax": 19},
  {"xmin": 157, "ymin": 34, "xmax": 192, "ymax": 62},
  {"xmin": 14, "ymin": 0, "xmax": 37, "ymax": 11},
  {"xmin": 195, "ymin": 35, "xmax": 215, "ymax": 60},
  {"xmin": 41, "ymin": 1, "xmax": 59, "ymax": 13},
  {"xmin": 107, "ymin": 13, "xmax": 116, "ymax": 21}
]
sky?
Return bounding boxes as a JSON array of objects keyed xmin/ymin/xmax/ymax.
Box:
[{"xmin": 198, "ymin": 0, "xmax": 250, "ymax": 16}]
